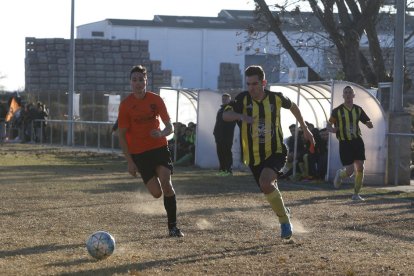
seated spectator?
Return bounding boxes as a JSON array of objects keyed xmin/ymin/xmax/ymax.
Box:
[
  {"xmin": 174, "ymin": 126, "xmax": 196, "ymax": 166},
  {"xmin": 168, "ymin": 122, "xmax": 186, "ymax": 161},
  {"xmin": 302, "ymin": 122, "xmax": 321, "ymax": 180},
  {"xmin": 280, "ymin": 124, "xmax": 306, "ymax": 180}
]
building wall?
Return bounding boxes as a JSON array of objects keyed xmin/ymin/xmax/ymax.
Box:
[
  {"xmin": 25, "ymin": 37, "xmax": 171, "ymax": 94},
  {"xmin": 78, "ymin": 22, "xmax": 255, "ymax": 89},
  {"xmin": 77, "ymin": 21, "xmax": 331, "ymax": 89}
]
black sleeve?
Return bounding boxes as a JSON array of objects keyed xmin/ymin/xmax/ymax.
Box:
[{"xmin": 359, "ymin": 107, "xmax": 371, "ymax": 124}]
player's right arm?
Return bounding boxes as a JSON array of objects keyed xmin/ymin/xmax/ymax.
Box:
[
  {"xmin": 222, "ymin": 109, "xmax": 252, "ymax": 123},
  {"xmin": 222, "ymin": 98, "xmax": 253, "ymax": 123},
  {"xmin": 118, "ymin": 127, "xmax": 138, "ymax": 177}
]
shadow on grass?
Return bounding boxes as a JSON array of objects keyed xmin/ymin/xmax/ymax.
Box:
[
  {"xmin": 343, "ymin": 217, "xmax": 414, "ymax": 242},
  {"xmin": 58, "ymin": 243, "xmax": 279, "ymax": 276},
  {"xmin": 0, "ymin": 243, "xmax": 82, "ymax": 258}
]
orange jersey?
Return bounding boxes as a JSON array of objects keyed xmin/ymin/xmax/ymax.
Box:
[{"xmin": 118, "ymin": 92, "xmax": 170, "ymax": 154}]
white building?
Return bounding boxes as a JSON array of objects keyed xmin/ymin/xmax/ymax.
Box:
[
  {"xmin": 77, "ymin": 10, "xmax": 323, "ymax": 90},
  {"xmin": 78, "ymin": 9, "xmax": 413, "ymax": 91}
]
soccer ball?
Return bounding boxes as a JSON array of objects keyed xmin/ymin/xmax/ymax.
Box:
[{"xmin": 86, "ymin": 231, "xmax": 115, "ymax": 260}]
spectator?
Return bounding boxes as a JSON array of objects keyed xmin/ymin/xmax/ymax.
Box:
[
  {"xmin": 20, "ymin": 103, "xmax": 37, "ymax": 142},
  {"xmin": 174, "ymin": 126, "xmax": 196, "ymax": 166},
  {"xmin": 0, "ymin": 101, "xmax": 7, "ymax": 142},
  {"xmin": 213, "ymin": 93, "xmax": 236, "ymax": 176},
  {"xmin": 316, "ymin": 128, "xmax": 329, "ymax": 180},
  {"xmin": 34, "ymin": 102, "xmax": 48, "ymax": 142},
  {"xmin": 112, "ymin": 118, "xmax": 118, "ymax": 133},
  {"xmin": 281, "ymin": 124, "xmax": 306, "ymax": 180},
  {"xmin": 303, "ymin": 122, "xmax": 320, "ymax": 180}
]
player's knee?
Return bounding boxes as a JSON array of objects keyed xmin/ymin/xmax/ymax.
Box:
[
  {"xmin": 161, "ymin": 184, "xmax": 175, "ymax": 197},
  {"xmin": 151, "ymin": 191, "xmax": 163, "ymax": 198},
  {"xmin": 259, "ymin": 181, "xmax": 274, "ymax": 194}
]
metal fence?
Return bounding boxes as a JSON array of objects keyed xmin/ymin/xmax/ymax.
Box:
[
  {"xmin": 28, "ymin": 90, "xmax": 130, "ymax": 122},
  {"xmin": 30, "ymin": 119, "xmax": 120, "ymax": 152}
]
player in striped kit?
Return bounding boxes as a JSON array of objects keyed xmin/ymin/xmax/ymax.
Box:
[
  {"xmin": 327, "ymin": 85, "xmax": 373, "ymax": 201},
  {"xmin": 223, "ymin": 65, "xmax": 314, "ymax": 239}
]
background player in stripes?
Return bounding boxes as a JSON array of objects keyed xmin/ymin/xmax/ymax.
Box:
[{"xmin": 327, "ymin": 85, "xmax": 373, "ymax": 201}]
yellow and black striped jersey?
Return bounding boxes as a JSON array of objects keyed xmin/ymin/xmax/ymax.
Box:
[
  {"xmin": 329, "ymin": 104, "xmax": 370, "ymax": 141},
  {"xmin": 226, "ymin": 89, "xmax": 292, "ymax": 166}
]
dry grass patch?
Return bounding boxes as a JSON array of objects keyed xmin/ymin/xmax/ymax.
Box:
[{"xmin": 0, "ymin": 143, "xmax": 413, "ymax": 275}]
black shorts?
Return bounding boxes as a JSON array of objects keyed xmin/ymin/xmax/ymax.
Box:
[
  {"xmin": 249, "ymin": 152, "xmax": 287, "ymax": 186},
  {"xmin": 131, "ymin": 146, "xmax": 173, "ymax": 184},
  {"xmin": 339, "ymin": 137, "xmax": 366, "ymax": 166}
]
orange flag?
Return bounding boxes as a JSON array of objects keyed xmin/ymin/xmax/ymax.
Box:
[{"xmin": 5, "ymin": 97, "xmax": 20, "ymax": 122}]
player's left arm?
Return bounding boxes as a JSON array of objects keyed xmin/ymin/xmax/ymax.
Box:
[
  {"xmin": 160, "ymin": 120, "xmax": 173, "ymax": 137},
  {"xmin": 151, "ymin": 97, "xmax": 173, "ymax": 138},
  {"xmin": 365, "ymin": 121, "xmax": 373, "ymax": 129},
  {"xmin": 360, "ymin": 108, "xmax": 373, "ymax": 129}
]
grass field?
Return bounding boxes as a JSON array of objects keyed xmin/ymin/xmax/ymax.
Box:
[{"xmin": 0, "ymin": 143, "xmax": 413, "ymax": 275}]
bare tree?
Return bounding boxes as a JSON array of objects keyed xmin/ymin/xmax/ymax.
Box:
[
  {"xmin": 252, "ymin": 0, "xmax": 411, "ymax": 89},
  {"xmin": 254, "ymin": 0, "xmax": 323, "ymax": 81}
]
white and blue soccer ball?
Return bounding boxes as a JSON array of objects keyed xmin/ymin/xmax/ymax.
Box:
[{"xmin": 86, "ymin": 231, "xmax": 115, "ymax": 260}]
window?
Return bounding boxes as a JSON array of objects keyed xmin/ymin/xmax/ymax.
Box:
[
  {"xmin": 176, "ymin": 19, "xmax": 193, "ymax": 23},
  {"xmin": 209, "ymin": 20, "xmax": 226, "ymax": 24},
  {"xmin": 91, "ymin": 31, "xmax": 104, "ymax": 37}
]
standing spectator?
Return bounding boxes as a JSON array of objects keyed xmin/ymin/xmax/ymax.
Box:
[
  {"xmin": 34, "ymin": 102, "xmax": 48, "ymax": 142},
  {"xmin": 117, "ymin": 65, "xmax": 184, "ymax": 237},
  {"xmin": 316, "ymin": 128, "xmax": 329, "ymax": 180},
  {"xmin": 327, "ymin": 85, "xmax": 373, "ymax": 201},
  {"xmin": 21, "ymin": 103, "xmax": 37, "ymax": 142},
  {"xmin": 223, "ymin": 65, "xmax": 314, "ymax": 239},
  {"xmin": 111, "ymin": 118, "xmax": 118, "ymax": 133},
  {"xmin": 213, "ymin": 93, "xmax": 236, "ymax": 176},
  {"xmin": 6, "ymin": 96, "xmax": 21, "ymax": 140},
  {"xmin": 0, "ymin": 101, "xmax": 7, "ymax": 142}
]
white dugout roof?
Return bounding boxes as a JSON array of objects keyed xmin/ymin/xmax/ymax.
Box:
[{"xmin": 160, "ymin": 81, "xmax": 387, "ymax": 185}]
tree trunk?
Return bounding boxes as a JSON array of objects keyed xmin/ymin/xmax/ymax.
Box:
[{"xmin": 254, "ymin": 0, "xmax": 323, "ymax": 81}]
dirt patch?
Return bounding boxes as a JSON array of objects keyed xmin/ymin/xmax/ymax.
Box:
[{"xmin": 0, "ymin": 144, "xmax": 413, "ymax": 275}]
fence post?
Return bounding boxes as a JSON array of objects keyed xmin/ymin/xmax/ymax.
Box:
[
  {"xmin": 60, "ymin": 123, "xmax": 64, "ymax": 146},
  {"xmin": 97, "ymin": 124, "xmax": 101, "ymax": 151},
  {"xmin": 84, "ymin": 123, "xmax": 87, "ymax": 147},
  {"xmin": 40, "ymin": 121, "xmax": 43, "ymax": 143},
  {"xmin": 394, "ymin": 136, "xmax": 400, "ymax": 185},
  {"xmin": 50, "ymin": 122, "xmax": 53, "ymax": 145}
]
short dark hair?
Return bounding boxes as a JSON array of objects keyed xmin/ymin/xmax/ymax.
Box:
[
  {"xmin": 245, "ymin": 65, "xmax": 265, "ymax": 81},
  {"xmin": 343, "ymin": 85, "xmax": 354, "ymax": 92},
  {"xmin": 130, "ymin": 65, "xmax": 147, "ymax": 79}
]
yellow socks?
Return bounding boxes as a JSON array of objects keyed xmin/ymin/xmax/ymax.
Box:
[
  {"xmin": 339, "ymin": 169, "xmax": 348, "ymax": 179},
  {"xmin": 265, "ymin": 189, "xmax": 289, "ymax": 224},
  {"xmin": 354, "ymin": 171, "xmax": 363, "ymax": 194}
]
